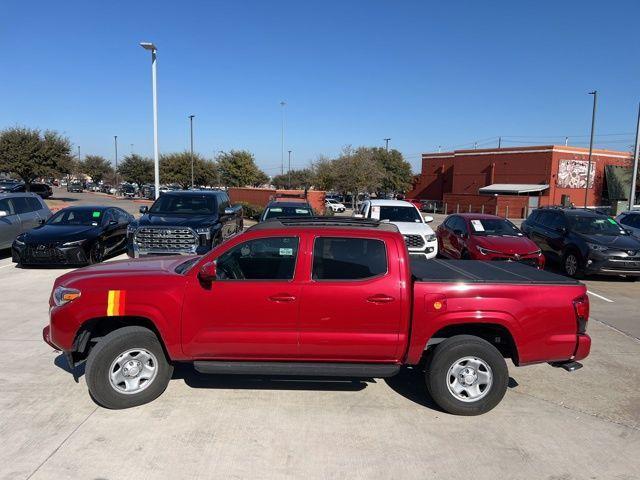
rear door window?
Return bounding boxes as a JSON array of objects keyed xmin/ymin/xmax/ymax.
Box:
[
  {"xmin": 27, "ymin": 197, "xmax": 43, "ymax": 211},
  {"xmin": 312, "ymin": 237, "xmax": 387, "ymax": 280},
  {"xmin": 12, "ymin": 197, "xmax": 32, "ymax": 214}
]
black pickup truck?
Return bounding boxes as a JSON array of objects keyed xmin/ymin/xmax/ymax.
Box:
[{"xmin": 127, "ymin": 190, "xmax": 243, "ymax": 257}]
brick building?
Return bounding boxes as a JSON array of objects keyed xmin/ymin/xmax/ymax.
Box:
[{"xmin": 407, "ymin": 145, "xmax": 632, "ymax": 217}]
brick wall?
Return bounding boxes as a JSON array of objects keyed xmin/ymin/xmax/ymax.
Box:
[{"xmin": 228, "ymin": 188, "xmax": 326, "ymax": 214}]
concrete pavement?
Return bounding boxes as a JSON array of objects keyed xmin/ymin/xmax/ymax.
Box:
[{"xmin": 0, "ymin": 253, "xmax": 638, "ymax": 480}]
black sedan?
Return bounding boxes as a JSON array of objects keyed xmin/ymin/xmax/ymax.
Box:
[{"xmin": 11, "ymin": 206, "xmax": 133, "ymax": 266}]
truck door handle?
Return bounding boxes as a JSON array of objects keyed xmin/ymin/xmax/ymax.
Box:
[
  {"xmin": 269, "ymin": 294, "xmax": 296, "ymax": 303},
  {"xmin": 367, "ymin": 294, "xmax": 395, "ymax": 304}
]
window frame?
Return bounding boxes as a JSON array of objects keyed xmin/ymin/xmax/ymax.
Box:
[
  {"xmin": 310, "ymin": 235, "xmax": 389, "ymax": 283},
  {"xmin": 214, "ymin": 235, "xmax": 301, "ymax": 283}
]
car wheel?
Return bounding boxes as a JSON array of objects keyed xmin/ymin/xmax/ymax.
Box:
[
  {"xmin": 88, "ymin": 241, "xmax": 105, "ymax": 264},
  {"xmin": 425, "ymin": 335, "xmax": 508, "ymax": 416},
  {"xmin": 563, "ymin": 251, "xmax": 583, "ymax": 278},
  {"xmin": 85, "ymin": 326, "xmax": 173, "ymax": 409},
  {"xmin": 461, "ymin": 250, "xmax": 471, "ymax": 260}
]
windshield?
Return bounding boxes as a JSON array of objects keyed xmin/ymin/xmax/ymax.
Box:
[
  {"xmin": 377, "ymin": 206, "xmax": 422, "ymax": 223},
  {"xmin": 469, "ymin": 218, "xmax": 523, "ymax": 237},
  {"xmin": 47, "ymin": 209, "xmax": 102, "ymax": 226},
  {"xmin": 264, "ymin": 206, "xmax": 312, "ymax": 220},
  {"xmin": 149, "ymin": 194, "xmax": 217, "ymax": 215},
  {"xmin": 568, "ymin": 215, "xmax": 627, "ymax": 236}
]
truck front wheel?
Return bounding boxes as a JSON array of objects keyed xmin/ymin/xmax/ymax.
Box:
[
  {"xmin": 85, "ymin": 326, "xmax": 173, "ymax": 409},
  {"xmin": 425, "ymin": 335, "xmax": 508, "ymax": 415}
]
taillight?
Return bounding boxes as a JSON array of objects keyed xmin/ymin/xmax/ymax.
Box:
[{"xmin": 573, "ymin": 294, "xmax": 589, "ymax": 334}]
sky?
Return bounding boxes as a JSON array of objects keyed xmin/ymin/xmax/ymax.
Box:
[{"xmin": 1, "ymin": 0, "xmax": 639, "ymax": 174}]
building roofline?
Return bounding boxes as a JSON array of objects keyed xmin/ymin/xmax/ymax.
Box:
[{"xmin": 422, "ymin": 144, "xmax": 632, "ymax": 160}]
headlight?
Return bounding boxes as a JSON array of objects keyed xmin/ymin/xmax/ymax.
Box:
[
  {"xmin": 196, "ymin": 227, "xmax": 212, "ymax": 240},
  {"xmin": 14, "ymin": 236, "xmax": 25, "ymax": 246},
  {"xmin": 587, "ymin": 242, "xmax": 608, "ymax": 253},
  {"xmin": 62, "ymin": 239, "xmax": 85, "ymax": 247},
  {"xmin": 426, "ymin": 234, "xmax": 437, "ymax": 242},
  {"xmin": 53, "ymin": 286, "xmax": 81, "ymax": 306},
  {"xmin": 476, "ymin": 245, "xmax": 501, "ymax": 255}
]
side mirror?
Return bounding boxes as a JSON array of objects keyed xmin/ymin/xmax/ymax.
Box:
[
  {"xmin": 198, "ymin": 261, "xmax": 217, "ymax": 282},
  {"xmin": 423, "ymin": 215, "xmax": 434, "ymax": 223},
  {"xmin": 139, "ymin": 205, "xmax": 149, "ymax": 214},
  {"xmin": 354, "ymin": 213, "xmax": 364, "ymax": 219},
  {"xmin": 38, "ymin": 218, "xmax": 46, "ymax": 225},
  {"xmin": 0, "ymin": 210, "xmax": 7, "ymax": 218}
]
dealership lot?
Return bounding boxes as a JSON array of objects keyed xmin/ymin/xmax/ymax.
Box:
[{"xmin": 0, "ymin": 193, "xmax": 639, "ymax": 479}]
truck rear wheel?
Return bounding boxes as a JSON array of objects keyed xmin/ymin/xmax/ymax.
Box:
[
  {"xmin": 85, "ymin": 326, "xmax": 173, "ymax": 409},
  {"xmin": 425, "ymin": 335, "xmax": 508, "ymax": 416}
]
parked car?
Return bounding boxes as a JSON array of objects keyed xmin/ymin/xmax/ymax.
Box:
[
  {"xmin": 127, "ymin": 190, "xmax": 243, "ymax": 257},
  {"xmin": 12, "ymin": 206, "xmax": 133, "ymax": 266},
  {"xmin": 0, "ymin": 180, "xmax": 21, "ymax": 192},
  {"xmin": 521, "ymin": 207, "xmax": 640, "ymax": 279},
  {"xmin": 355, "ymin": 199, "xmax": 437, "ymax": 258},
  {"xmin": 100, "ymin": 184, "xmax": 113, "ymax": 194},
  {"xmin": 325, "ymin": 198, "xmax": 346, "ymax": 213},
  {"xmin": 67, "ymin": 181, "xmax": 84, "ymax": 193},
  {"xmin": 120, "ymin": 184, "xmax": 136, "ymax": 198},
  {"xmin": 437, "ymin": 214, "xmax": 544, "ymax": 268},
  {"xmin": 260, "ymin": 201, "xmax": 313, "ymax": 222},
  {"xmin": 9, "ymin": 183, "xmax": 53, "ymax": 199},
  {"xmin": 0, "ymin": 193, "xmax": 52, "ymax": 249},
  {"xmin": 44, "ymin": 216, "xmax": 590, "ymax": 414},
  {"xmin": 616, "ymin": 211, "xmax": 640, "ymax": 239}
]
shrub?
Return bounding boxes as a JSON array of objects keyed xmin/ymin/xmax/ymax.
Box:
[{"xmin": 236, "ymin": 201, "xmax": 263, "ymax": 220}]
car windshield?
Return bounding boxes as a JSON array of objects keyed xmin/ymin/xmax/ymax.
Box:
[
  {"xmin": 264, "ymin": 206, "xmax": 312, "ymax": 220},
  {"xmin": 568, "ymin": 215, "xmax": 627, "ymax": 236},
  {"xmin": 149, "ymin": 194, "xmax": 216, "ymax": 214},
  {"xmin": 47, "ymin": 209, "xmax": 102, "ymax": 226},
  {"xmin": 469, "ymin": 218, "xmax": 523, "ymax": 237},
  {"xmin": 377, "ymin": 206, "xmax": 422, "ymax": 223}
]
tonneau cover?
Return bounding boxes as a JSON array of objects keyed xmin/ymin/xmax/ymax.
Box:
[{"xmin": 411, "ymin": 258, "xmax": 579, "ymax": 285}]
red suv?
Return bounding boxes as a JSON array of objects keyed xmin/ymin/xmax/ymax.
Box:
[{"xmin": 437, "ymin": 213, "xmax": 544, "ymax": 268}]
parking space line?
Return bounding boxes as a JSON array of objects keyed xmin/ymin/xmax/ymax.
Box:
[{"xmin": 587, "ymin": 290, "xmax": 614, "ymax": 303}]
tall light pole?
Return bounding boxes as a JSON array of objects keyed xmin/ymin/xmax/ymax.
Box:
[
  {"xmin": 140, "ymin": 42, "xmax": 160, "ymax": 199},
  {"xmin": 77, "ymin": 146, "xmax": 81, "ymax": 163},
  {"xmin": 288, "ymin": 150, "xmax": 292, "ymax": 189},
  {"xmin": 189, "ymin": 114, "xmax": 195, "ymax": 189},
  {"xmin": 114, "ymin": 136, "xmax": 118, "ymax": 188},
  {"xmin": 629, "ymin": 102, "xmax": 640, "ymax": 210},
  {"xmin": 280, "ymin": 101, "xmax": 286, "ymax": 175},
  {"xmin": 584, "ymin": 90, "xmax": 597, "ymax": 208},
  {"xmin": 384, "ymin": 138, "xmax": 391, "ymax": 152}
]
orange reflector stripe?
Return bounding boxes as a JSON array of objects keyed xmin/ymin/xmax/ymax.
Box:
[{"xmin": 107, "ymin": 290, "xmax": 126, "ymax": 316}]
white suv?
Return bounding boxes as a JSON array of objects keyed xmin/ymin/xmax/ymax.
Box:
[
  {"xmin": 325, "ymin": 198, "xmax": 346, "ymax": 213},
  {"xmin": 354, "ymin": 199, "xmax": 437, "ymax": 258}
]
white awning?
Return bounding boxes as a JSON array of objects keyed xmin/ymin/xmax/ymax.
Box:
[{"xmin": 479, "ymin": 184, "xmax": 549, "ymax": 194}]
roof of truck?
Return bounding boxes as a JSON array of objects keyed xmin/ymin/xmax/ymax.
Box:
[{"xmin": 248, "ymin": 216, "xmax": 399, "ymax": 232}]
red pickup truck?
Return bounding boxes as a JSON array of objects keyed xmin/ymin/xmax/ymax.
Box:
[{"xmin": 44, "ymin": 217, "xmax": 591, "ymax": 415}]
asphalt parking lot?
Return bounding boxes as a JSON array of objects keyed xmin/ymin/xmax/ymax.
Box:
[{"xmin": 0, "ymin": 191, "xmax": 639, "ymax": 479}]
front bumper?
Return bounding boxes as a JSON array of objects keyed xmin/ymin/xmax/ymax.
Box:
[
  {"xmin": 408, "ymin": 241, "xmax": 438, "ymax": 259},
  {"xmin": 472, "ymin": 251, "xmax": 544, "ymax": 269},
  {"xmin": 584, "ymin": 251, "xmax": 640, "ymax": 276},
  {"xmin": 12, "ymin": 242, "xmax": 89, "ymax": 266}
]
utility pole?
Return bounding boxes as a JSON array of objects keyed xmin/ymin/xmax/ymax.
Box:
[
  {"xmin": 584, "ymin": 91, "xmax": 597, "ymax": 208},
  {"xmin": 629, "ymin": 102, "xmax": 640, "ymax": 210},
  {"xmin": 189, "ymin": 114, "xmax": 195, "ymax": 189},
  {"xmin": 77, "ymin": 146, "xmax": 81, "ymax": 163},
  {"xmin": 114, "ymin": 135, "xmax": 118, "ymax": 189},
  {"xmin": 288, "ymin": 150, "xmax": 292, "ymax": 189},
  {"xmin": 565, "ymin": 136, "xmax": 569, "ymax": 146},
  {"xmin": 437, "ymin": 145, "xmax": 442, "ymax": 153},
  {"xmin": 474, "ymin": 142, "xmax": 478, "ymax": 149},
  {"xmin": 130, "ymin": 144, "xmax": 134, "ymax": 154},
  {"xmin": 498, "ymin": 137, "xmax": 502, "ymax": 148},
  {"xmin": 384, "ymin": 138, "xmax": 391, "ymax": 152},
  {"xmin": 140, "ymin": 42, "xmax": 160, "ymax": 199},
  {"xmin": 280, "ymin": 101, "xmax": 286, "ymax": 175}
]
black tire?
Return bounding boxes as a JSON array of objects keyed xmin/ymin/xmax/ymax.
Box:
[
  {"xmin": 461, "ymin": 250, "xmax": 471, "ymax": 260},
  {"xmin": 562, "ymin": 250, "xmax": 584, "ymax": 278},
  {"xmin": 425, "ymin": 335, "xmax": 509, "ymax": 416},
  {"xmin": 88, "ymin": 241, "xmax": 105, "ymax": 265},
  {"xmin": 85, "ymin": 326, "xmax": 173, "ymax": 409}
]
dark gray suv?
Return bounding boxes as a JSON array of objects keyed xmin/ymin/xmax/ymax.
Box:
[{"xmin": 0, "ymin": 193, "xmax": 52, "ymax": 249}]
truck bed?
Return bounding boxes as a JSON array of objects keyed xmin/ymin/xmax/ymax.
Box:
[{"xmin": 411, "ymin": 258, "xmax": 579, "ymax": 285}]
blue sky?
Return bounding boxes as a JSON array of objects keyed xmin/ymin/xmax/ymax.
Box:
[{"xmin": 1, "ymin": 0, "xmax": 639, "ymax": 174}]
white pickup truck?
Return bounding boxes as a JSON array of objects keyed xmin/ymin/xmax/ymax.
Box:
[{"xmin": 354, "ymin": 199, "xmax": 437, "ymax": 258}]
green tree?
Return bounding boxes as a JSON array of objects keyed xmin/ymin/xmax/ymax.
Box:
[
  {"xmin": 159, "ymin": 152, "xmax": 217, "ymax": 189},
  {"xmin": 117, "ymin": 154, "xmax": 154, "ymax": 188},
  {"xmin": 217, "ymin": 150, "xmax": 268, "ymax": 187},
  {"xmin": 312, "ymin": 156, "xmax": 338, "ymax": 191},
  {"xmin": 332, "ymin": 146, "xmax": 384, "ymax": 207},
  {"xmin": 81, "ymin": 155, "xmax": 113, "ymax": 184},
  {"xmin": 0, "ymin": 127, "xmax": 72, "ymax": 188},
  {"xmin": 370, "ymin": 147, "xmax": 413, "ymax": 194},
  {"xmin": 272, "ymin": 168, "xmax": 315, "ymax": 189}
]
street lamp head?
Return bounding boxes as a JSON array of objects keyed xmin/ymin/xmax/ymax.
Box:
[
  {"xmin": 140, "ymin": 42, "xmax": 157, "ymax": 51},
  {"xmin": 189, "ymin": 115, "xmax": 195, "ymax": 119},
  {"xmin": 588, "ymin": 90, "xmax": 597, "ymax": 95}
]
